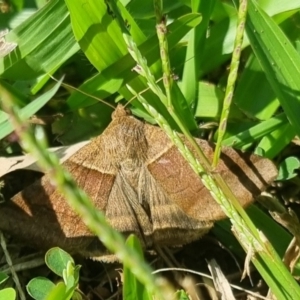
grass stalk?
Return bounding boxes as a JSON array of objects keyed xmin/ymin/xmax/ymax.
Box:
[{"xmin": 213, "ymin": 0, "xmax": 248, "ymax": 167}]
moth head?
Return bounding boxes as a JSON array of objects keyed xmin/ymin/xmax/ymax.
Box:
[
  {"xmin": 111, "ymin": 104, "xmax": 131, "ymax": 119},
  {"xmin": 102, "ymin": 105, "xmax": 148, "ymax": 163}
]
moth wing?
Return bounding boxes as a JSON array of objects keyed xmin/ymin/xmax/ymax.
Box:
[
  {"xmin": 144, "ymin": 124, "xmax": 277, "ymax": 221},
  {"xmin": 104, "ymin": 169, "xmax": 154, "ymax": 247},
  {"xmin": 0, "ymin": 135, "xmax": 115, "ymax": 256},
  {"xmin": 141, "ymin": 165, "xmax": 213, "ymax": 246}
]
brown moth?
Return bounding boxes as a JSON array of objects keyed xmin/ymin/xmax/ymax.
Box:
[{"xmin": 0, "ymin": 105, "xmax": 278, "ymax": 258}]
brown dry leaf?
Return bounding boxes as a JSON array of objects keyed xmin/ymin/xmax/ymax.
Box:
[
  {"xmin": 0, "ymin": 141, "xmax": 88, "ymax": 177},
  {"xmin": 207, "ymin": 259, "xmax": 236, "ymax": 300}
]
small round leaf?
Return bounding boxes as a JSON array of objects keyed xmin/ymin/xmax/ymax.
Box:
[
  {"xmin": 45, "ymin": 247, "xmax": 74, "ymax": 277},
  {"xmin": 26, "ymin": 277, "xmax": 55, "ymax": 300},
  {"xmin": 0, "ymin": 288, "xmax": 16, "ymax": 300}
]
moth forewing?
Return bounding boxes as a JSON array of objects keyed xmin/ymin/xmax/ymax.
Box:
[{"xmin": 144, "ymin": 121, "xmax": 278, "ymax": 221}]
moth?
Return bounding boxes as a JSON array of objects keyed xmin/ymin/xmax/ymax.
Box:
[
  {"xmin": 0, "ymin": 105, "xmax": 278, "ymax": 259},
  {"xmin": 0, "ymin": 29, "xmax": 17, "ymax": 58}
]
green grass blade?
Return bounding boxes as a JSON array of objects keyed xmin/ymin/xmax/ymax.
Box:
[
  {"xmin": 200, "ymin": 0, "xmax": 300, "ymax": 76},
  {"xmin": 65, "ymin": 13, "xmax": 201, "ymax": 130},
  {"xmin": 234, "ymin": 54, "xmax": 279, "ymax": 120},
  {"xmin": 246, "ymin": 0, "xmax": 300, "ymax": 136},
  {"xmin": 257, "ymin": 123, "xmax": 296, "ymax": 158},
  {"xmin": 123, "ymin": 235, "xmax": 151, "ymax": 300},
  {"xmin": 181, "ymin": 0, "xmax": 216, "ymax": 106},
  {"xmin": 213, "ymin": 0, "xmax": 247, "ymax": 167},
  {"xmin": 0, "ymin": 0, "xmax": 79, "ymax": 94},
  {"xmin": 222, "ymin": 113, "xmax": 287, "ymax": 148},
  {"xmin": 65, "ymin": 0, "xmax": 128, "ymax": 71},
  {"xmin": 0, "ymin": 78, "xmax": 63, "ymax": 139}
]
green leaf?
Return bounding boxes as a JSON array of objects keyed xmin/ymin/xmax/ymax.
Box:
[
  {"xmin": 0, "ymin": 272, "xmax": 9, "ymax": 284},
  {"xmin": 256, "ymin": 123, "xmax": 296, "ymax": 159},
  {"xmin": 123, "ymin": 235, "xmax": 151, "ymax": 300},
  {"xmin": 0, "ymin": 288, "xmax": 16, "ymax": 300},
  {"xmin": 26, "ymin": 277, "xmax": 55, "ymax": 300},
  {"xmin": 63, "ymin": 261, "xmax": 80, "ymax": 292},
  {"xmin": 65, "ymin": 13, "xmax": 201, "ymax": 109},
  {"xmin": 45, "ymin": 247, "xmax": 74, "ymax": 277},
  {"xmin": 246, "ymin": 0, "xmax": 300, "ymax": 137},
  {"xmin": 45, "ymin": 282, "xmax": 68, "ymax": 300},
  {"xmin": 234, "ymin": 54, "xmax": 279, "ymax": 120},
  {"xmin": 175, "ymin": 289, "xmax": 190, "ymax": 300},
  {"xmin": 0, "ymin": 77, "xmax": 63, "ymax": 140},
  {"xmin": 201, "ymin": 0, "xmax": 300, "ymax": 76},
  {"xmin": 0, "ymin": 79, "xmax": 28, "ymax": 107},
  {"xmin": 222, "ymin": 113, "xmax": 287, "ymax": 149},
  {"xmin": 196, "ymin": 81, "xmax": 243, "ymax": 120},
  {"xmin": 181, "ymin": 0, "xmax": 215, "ymax": 106},
  {"xmin": 65, "ymin": 0, "xmax": 128, "ymax": 71},
  {"xmin": 0, "ymin": 0, "xmax": 79, "ymax": 95},
  {"xmin": 277, "ymin": 157, "xmax": 300, "ymax": 181},
  {"xmin": 64, "ymin": 12, "xmax": 201, "ymax": 133}
]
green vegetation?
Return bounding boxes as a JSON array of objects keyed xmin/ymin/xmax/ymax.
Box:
[{"xmin": 1, "ymin": 0, "xmax": 300, "ymax": 299}]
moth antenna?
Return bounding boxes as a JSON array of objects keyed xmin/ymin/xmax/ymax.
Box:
[
  {"xmin": 47, "ymin": 47, "xmax": 194, "ymax": 110},
  {"xmin": 48, "ymin": 74, "xmax": 116, "ymax": 110},
  {"xmin": 125, "ymin": 76, "xmax": 165, "ymax": 107},
  {"xmin": 49, "ymin": 71, "xmax": 176, "ymax": 110},
  {"xmin": 49, "ymin": 74, "xmax": 159, "ymax": 110}
]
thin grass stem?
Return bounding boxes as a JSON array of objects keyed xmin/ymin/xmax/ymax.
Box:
[{"xmin": 213, "ymin": 0, "xmax": 248, "ymax": 167}]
